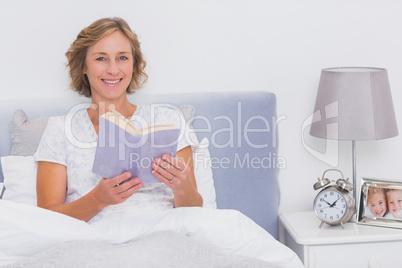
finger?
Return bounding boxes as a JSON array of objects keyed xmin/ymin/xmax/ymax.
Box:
[
  {"xmin": 118, "ymin": 179, "xmax": 144, "ymax": 200},
  {"xmin": 109, "ymin": 172, "xmax": 132, "ymax": 187},
  {"xmin": 115, "ymin": 177, "xmax": 142, "ymax": 192},
  {"xmin": 151, "ymin": 160, "xmax": 177, "ymax": 183},
  {"xmin": 153, "ymin": 158, "xmax": 181, "ymax": 177},
  {"xmin": 161, "ymin": 154, "xmax": 188, "ymax": 173},
  {"xmin": 156, "ymin": 157, "xmax": 174, "ymax": 170},
  {"xmin": 152, "ymin": 160, "xmax": 174, "ymax": 178},
  {"xmin": 151, "ymin": 167, "xmax": 174, "ymax": 185}
]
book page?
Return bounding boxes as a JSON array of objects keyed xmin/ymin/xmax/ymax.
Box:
[
  {"xmin": 101, "ymin": 110, "xmax": 138, "ymax": 135},
  {"xmin": 100, "ymin": 110, "xmax": 179, "ymax": 136},
  {"xmin": 139, "ymin": 124, "xmax": 178, "ymax": 136}
]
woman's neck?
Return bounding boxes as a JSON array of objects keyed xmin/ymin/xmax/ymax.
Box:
[{"xmin": 87, "ymin": 96, "xmax": 137, "ymax": 126}]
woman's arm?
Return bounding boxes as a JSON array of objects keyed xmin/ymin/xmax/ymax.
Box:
[
  {"xmin": 151, "ymin": 146, "xmax": 203, "ymax": 207},
  {"xmin": 36, "ymin": 161, "xmax": 143, "ymax": 222}
]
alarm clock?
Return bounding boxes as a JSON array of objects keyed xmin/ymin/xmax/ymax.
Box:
[{"xmin": 313, "ymin": 169, "xmax": 355, "ymax": 228}]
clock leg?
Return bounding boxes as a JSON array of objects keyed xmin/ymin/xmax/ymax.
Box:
[
  {"xmin": 340, "ymin": 222, "xmax": 345, "ymax": 229},
  {"xmin": 319, "ymin": 221, "xmax": 324, "ymax": 228}
]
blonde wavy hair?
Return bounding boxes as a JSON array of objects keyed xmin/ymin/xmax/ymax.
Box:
[{"xmin": 65, "ymin": 17, "xmax": 148, "ymax": 97}]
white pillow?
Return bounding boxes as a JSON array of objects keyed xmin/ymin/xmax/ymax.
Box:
[
  {"xmin": 192, "ymin": 137, "xmax": 217, "ymax": 209},
  {"xmin": 1, "ymin": 156, "xmax": 37, "ymax": 206},
  {"xmin": 11, "ymin": 110, "xmax": 48, "ymax": 156}
]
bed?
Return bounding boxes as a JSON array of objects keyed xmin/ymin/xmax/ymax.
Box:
[{"xmin": 0, "ymin": 91, "xmax": 303, "ymax": 267}]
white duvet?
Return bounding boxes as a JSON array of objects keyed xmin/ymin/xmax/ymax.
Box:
[{"xmin": 0, "ymin": 200, "xmax": 303, "ymax": 267}]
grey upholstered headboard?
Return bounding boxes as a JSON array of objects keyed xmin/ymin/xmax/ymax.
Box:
[{"xmin": 0, "ymin": 91, "xmax": 280, "ymax": 238}]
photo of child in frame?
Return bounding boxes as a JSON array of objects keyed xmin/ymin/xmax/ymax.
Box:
[
  {"xmin": 385, "ymin": 189, "xmax": 402, "ymax": 219},
  {"xmin": 358, "ymin": 178, "xmax": 402, "ymax": 229},
  {"xmin": 366, "ymin": 187, "xmax": 388, "ymax": 218},
  {"xmin": 364, "ymin": 185, "xmax": 402, "ymax": 220}
]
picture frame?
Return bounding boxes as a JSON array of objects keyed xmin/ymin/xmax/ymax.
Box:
[{"xmin": 357, "ymin": 178, "xmax": 402, "ymax": 229}]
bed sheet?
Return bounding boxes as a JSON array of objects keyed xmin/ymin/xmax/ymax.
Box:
[
  {"xmin": 0, "ymin": 200, "xmax": 303, "ymax": 267},
  {"xmin": 3, "ymin": 232, "xmax": 275, "ymax": 268}
]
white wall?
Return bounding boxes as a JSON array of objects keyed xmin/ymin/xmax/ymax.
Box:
[{"xmin": 1, "ymin": 0, "xmax": 401, "ymax": 214}]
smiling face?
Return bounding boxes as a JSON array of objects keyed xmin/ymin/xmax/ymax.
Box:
[
  {"xmin": 387, "ymin": 190, "xmax": 402, "ymax": 219},
  {"xmin": 83, "ymin": 30, "xmax": 134, "ymax": 102},
  {"xmin": 367, "ymin": 192, "xmax": 387, "ymax": 217}
]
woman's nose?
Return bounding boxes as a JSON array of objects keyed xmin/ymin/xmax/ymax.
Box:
[{"xmin": 107, "ymin": 61, "xmax": 119, "ymax": 76}]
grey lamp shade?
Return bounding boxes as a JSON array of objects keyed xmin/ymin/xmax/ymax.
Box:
[{"xmin": 310, "ymin": 67, "xmax": 398, "ymax": 141}]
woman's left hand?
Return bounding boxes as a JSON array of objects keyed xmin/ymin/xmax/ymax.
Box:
[
  {"xmin": 151, "ymin": 154, "xmax": 192, "ymax": 193},
  {"xmin": 151, "ymin": 146, "xmax": 203, "ymax": 207}
]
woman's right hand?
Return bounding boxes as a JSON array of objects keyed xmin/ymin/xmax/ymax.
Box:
[
  {"xmin": 93, "ymin": 172, "xmax": 143, "ymax": 208},
  {"xmin": 37, "ymin": 162, "xmax": 143, "ymax": 222}
]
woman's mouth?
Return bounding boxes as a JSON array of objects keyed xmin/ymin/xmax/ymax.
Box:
[{"xmin": 102, "ymin": 79, "xmax": 122, "ymax": 85}]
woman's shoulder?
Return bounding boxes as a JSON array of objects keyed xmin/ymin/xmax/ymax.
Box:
[
  {"xmin": 45, "ymin": 114, "xmax": 67, "ymax": 129},
  {"xmin": 46, "ymin": 108, "xmax": 88, "ymax": 131}
]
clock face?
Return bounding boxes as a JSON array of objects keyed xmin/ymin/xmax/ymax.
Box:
[{"xmin": 314, "ymin": 189, "xmax": 347, "ymax": 223}]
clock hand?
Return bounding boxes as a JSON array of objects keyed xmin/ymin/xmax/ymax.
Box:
[
  {"xmin": 330, "ymin": 197, "xmax": 341, "ymax": 207},
  {"xmin": 320, "ymin": 204, "xmax": 330, "ymax": 209},
  {"xmin": 319, "ymin": 205, "xmax": 331, "ymax": 210},
  {"xmin": 323, "ymin": 199, "xmax": 331, "ymax": 206}
]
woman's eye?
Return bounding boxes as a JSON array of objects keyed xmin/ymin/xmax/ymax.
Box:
[
  {"xmin": 96, "ymin": 57, "xmax": 106, "ymax": 61},
  {"xmin": 119, "ymin": 56, "xmax": 128, "ymax": 60}
]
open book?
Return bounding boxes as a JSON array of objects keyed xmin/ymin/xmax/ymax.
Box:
[{"xmin": 92, "ymin": 110, "xmax": 180, "ymax": 184}]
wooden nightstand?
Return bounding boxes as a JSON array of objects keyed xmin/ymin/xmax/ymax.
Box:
[{"xmin": 279, "ymin": 211, "xmax": 402, "ymax": 268}]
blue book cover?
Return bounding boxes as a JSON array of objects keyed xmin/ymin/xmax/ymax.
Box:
[{"xmin": 92, "ymin": 110, "xmax": 180, "ymax": 184}]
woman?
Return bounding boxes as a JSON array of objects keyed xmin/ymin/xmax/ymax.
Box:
[{"xmin": 35, "ymin": 17, "xmax": 202, "ymax": 223}]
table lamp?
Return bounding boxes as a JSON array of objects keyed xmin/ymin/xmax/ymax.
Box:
[{"xmin": 310, "ymin": 67, "xmax": 399, "ymax": 210}]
